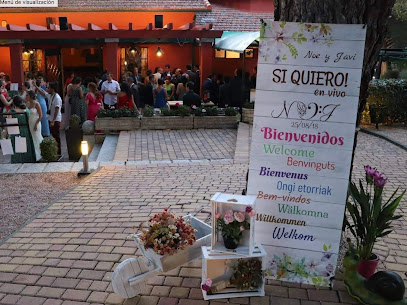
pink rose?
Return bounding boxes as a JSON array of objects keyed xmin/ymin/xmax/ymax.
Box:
[
  {"xmin": 224, "ymin": 215, "xmax": 234, "ymax": 224},
  {"xmin": 205, "ymin": 278, "xmax": 212, "ymax": 287},
  {"xmin": 249, "ymin": 210, "xmax": 256, "ymax": 217},
  {"xmin": 175, "ymin": 102, "xmax": 180, "ymax": 107},
  {"xmin": 215, "ymin": 212, "xmax": 221, "ymax": 219},
  {"xmin": 240, "ymin": 226, "xmax": 245, "ymax": 231},
  {"xmin": 234, "ymin": 212, "xmax": 245, "ymax": 223},
  {"xmin": 224, "ymin": 210, "xmax": 233, "ymax": 217},
  {"xmin": 245, "ymin": 206, "xmax": 252, "ymax": 213}
]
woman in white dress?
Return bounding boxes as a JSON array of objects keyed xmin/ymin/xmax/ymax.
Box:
[{"xmin": 26, "ymin": 90, "xmax": 44, "ymax": 161}]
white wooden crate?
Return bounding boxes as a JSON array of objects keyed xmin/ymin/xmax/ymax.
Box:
[
  {"xmin": 111, "ymin": 257, "xmax": 160, "ymax": 298},
  {"xmin": 134, "ymin": 215, "xmax": 212, "ymax": 272},
  {"xmin": 211, "ymin": 193, "xmax": 256, "ymax": 256},
  {"xmin": 201, "ymin": 244, "xmax": 266, "ymax": 300}
]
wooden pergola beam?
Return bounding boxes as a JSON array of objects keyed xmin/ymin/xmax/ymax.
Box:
[
  {"xmin": 26, "ymin": 23, "xmax": 49, "ymax": 31},
  {"xmin": 163, "ymin": 23, "xmax": 173, "ymax": 30},
  {"xmin": 69, "ymin": 23, "xmax": 86, "ymax": 31},
  {"xmin": 177, "ymin": 23, "xmax": 193, "ymax": 30},
  {"xmin": 109, "ymin": 23, "xmax": 118, "ymax": 30},
  {"xmin": 6, "ymin": 24, "xmax": 28, "ymax": 31},
  {"xmin": 88, "ymin": 23, "xmax": 103, "ymax": 31}
]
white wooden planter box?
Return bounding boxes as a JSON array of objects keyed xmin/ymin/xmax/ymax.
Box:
[
  {"xmin": 201, "ymin": 244, "xmax": 266, "ymax": 300},
  {"xmin": 193, "ymin": 116, "xmax": 238, "ymax": 129},
  {"xmin": 141, "ymin": 116, "xmax": 194, "ymax": 130},
  {"xmin": 211, "ymin": 193, "xmax": 256, "ymax": 256},
  {"xmin": 242, "ymin": 108, "xmax": 254, "ymax": 124},
  {"xmin": 95, "ymin": 117, "xmax": 140, "ymax": 131},
  {"xmin": 134, "ymin": 215, "xmax": 211, "ymax": 272}
]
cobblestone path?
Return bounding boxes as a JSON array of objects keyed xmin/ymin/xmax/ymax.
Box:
[
  {"xmin": 0, "ymin": 129, "xmax": 406, "ymax": 305},
  {"xmin": 114, "ymin": 129, "xmax": 237, "ymax": 162}
]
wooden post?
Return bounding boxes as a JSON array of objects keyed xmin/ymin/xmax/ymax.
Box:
[
  {"xmin": 103, "ymin": 38, "xmax": 120, "ymax": 80},
  {"xmin": 9, "ymin": 40, "xmax": 24, "ymax": 88}
]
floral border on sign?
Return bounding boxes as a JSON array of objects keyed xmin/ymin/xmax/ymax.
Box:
[
  {"xmin": 264, "ymin": 244, "xmax": 335, "ymax": 287},
  {"xmin": 260, "ymin": 22, "xmax": 334, "ymax": 64}
]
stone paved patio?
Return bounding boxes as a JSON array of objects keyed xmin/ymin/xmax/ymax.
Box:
[
  {"xmin": 0, "ymin": 126, "xmax": 406, "ymax": 305},
  {"xmin": 114, "ymin": 129, "xmax": 237, "ymax": 162}
]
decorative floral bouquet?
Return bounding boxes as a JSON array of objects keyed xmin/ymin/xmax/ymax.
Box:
[
  {"xmin": 215, "ymin": 206, "xmax": 255, "ymax": 249},
  {"xmin": 139, "ymin": 209, "xmax": 197, "ymax": 256}
]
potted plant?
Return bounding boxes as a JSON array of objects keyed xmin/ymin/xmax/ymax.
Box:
[
  {"xmin": 215, "ymin": 206, "xmax": 254, "ymax": 250},
  {"xmin": 345, "ymin": 166, "xmax": 405, "ymax": 278},
  {"xmin": 242, "ymin": 102, "xmax": 254, "ymax": 124},
  {"xmin": 65, "ymin": 114, "xmax": 82, "ymax": 161},
  {"xmin": 134, "ymin": 209, "xmax": 211, "ymax": 272},
  {"xmin": 39, "ymin": 136, "xmax": 58, "ymax": 162}
]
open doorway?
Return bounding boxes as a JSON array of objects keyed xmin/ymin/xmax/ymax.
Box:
[{"xmin": 61, "ymin": 47, "xmax": 103, "ymax": 88}]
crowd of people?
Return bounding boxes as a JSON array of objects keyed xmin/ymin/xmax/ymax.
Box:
[
  {"xmin": 0, "ymin": 64, "xmax": 257, "ymax": 163},
  {"xmin": 0, "ymin": 74, "xmax": 61, "ymax": 163}
]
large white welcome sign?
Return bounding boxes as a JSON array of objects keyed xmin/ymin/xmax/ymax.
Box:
[{"xmin": 247, "ymin": 21, "xmax": 366, "ymax": 287}]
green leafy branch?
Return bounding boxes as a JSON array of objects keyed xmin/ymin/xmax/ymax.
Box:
[
  {"xmin": 283, "ymin": 42, "xmax": 299, "ymax": 58},
  {"xmin": 292, "ymin": 32, "xmax": 307, "ymax": 44}
]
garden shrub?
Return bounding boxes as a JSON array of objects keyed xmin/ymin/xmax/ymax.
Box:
[
  {"xmin": 97, "ymin": 107, "xmax": 139, "ymax": 118},
  {"xmin": 40, "ymin": 137, "xmax": 58, "ymax": 161},
  {"xmin": 243, "ymin": 102, "xmax": 255, "ymax": 109},
  {"xmin": 143, "ymin": 106, "xmax": 155, "ymax": 117},
  {"xmin": 366, "ymin": 79, "xmax": 407, "ymax": 124},
  {"xmin": 225, "ymin": 107, "xmax": 238, "ymax": 116}
]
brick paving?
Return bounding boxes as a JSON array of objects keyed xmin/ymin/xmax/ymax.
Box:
[
  {"xmin": 361, "ymin": 124, "xmax": 407, "ymax": 147},
  {"xmin": 0, "ymin": 127, "xmax": 406, "ymax": 305},
  {"xmin": 114, "ymin": 129, "xmax": 237, "ymax": 162}
]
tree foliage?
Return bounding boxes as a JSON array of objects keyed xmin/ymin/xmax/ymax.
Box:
[{"xmin": 393, "ymin": 0, "xmax": 407, "ymax": 21}]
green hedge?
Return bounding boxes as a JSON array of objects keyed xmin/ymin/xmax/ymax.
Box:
[
  {"xmin": 365, "ymin": 79, "xmax": 407, "ymax": 124},
  {"xmin": 97, "ymin": 107, "xmax": 139, "ymax": 118}
]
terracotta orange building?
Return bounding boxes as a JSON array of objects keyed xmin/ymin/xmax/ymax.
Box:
[{"xmin": 0, "ymin": 0, "xmax": 273, "ymax": 92}]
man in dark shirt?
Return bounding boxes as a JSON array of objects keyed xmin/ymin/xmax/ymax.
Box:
[
  {"xmin": 143, "ymin": 75, "xmax": 155, "ymax": 107},
  {"xmin": 219, "ymin": 76, "xmax": 231, "ymax": 108},
  {"xmin": 185, "ymin": 65, "xmax": 197, "ymax": 84},
  {"xmin": 183, "ymin": 81, "xmax": 201, "ymax": 107}
]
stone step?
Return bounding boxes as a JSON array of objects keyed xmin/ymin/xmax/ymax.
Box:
[
  {"xmin": 88, "ymin": 144, "xmax": 102, "ymax": 162},
  {"xmin": 96, "ymin": 135, "xmax": 119, "ymax": 162}
]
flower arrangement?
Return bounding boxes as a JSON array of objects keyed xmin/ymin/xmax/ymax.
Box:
[
  {"xmin": 230, "ymin": 258, "xmax": 263, "ymax": 290},
  {"xmin": 345, "ymin": 166, "xmax": 404, "ymax": 265},
  {"xmin": 139, "ymin": 209, "xmax": 197, "ymax": 255},
  {"xmin": 215, "ymin": 206, "xmax": 255, "ymax": 249}
]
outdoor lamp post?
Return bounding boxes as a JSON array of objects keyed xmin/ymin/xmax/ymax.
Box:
[{"xmin": 78, "ymin": 140, "xmax": 91, "ymax": 176}]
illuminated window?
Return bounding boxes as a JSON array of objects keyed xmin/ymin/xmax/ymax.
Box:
[
  {"xmin": 120, "ymin": 46, "xmax": 148, "ymax": 76},
  {"xmin": 226, "ymin": 51, "xmax": 240, "ymax": 58},
  {"xmin": 22, "ymin": 49, "xmax": 43, "ymax": 74},
  {"xmin": 215, "ymin": 49, "xmax": 225, "ymax": 58},
  {"xmin": 1, "ymin": 20, "xmax": 7, "ymax": 27}
]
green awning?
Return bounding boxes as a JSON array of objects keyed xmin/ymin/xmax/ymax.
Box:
[{"xmin": 214, "ymin": 31, "xmax": 260, "ymax": 53}]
